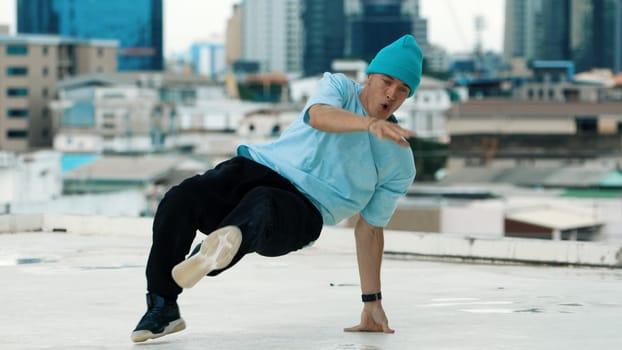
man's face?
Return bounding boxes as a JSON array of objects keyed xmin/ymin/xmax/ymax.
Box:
[{"xmin": 363, "ymin": 74, "xmax": 410, "ymax": 119}]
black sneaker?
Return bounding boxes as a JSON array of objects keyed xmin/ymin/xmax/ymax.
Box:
[{"xmin": 131, "ymin": 293, "xmax": 186, "ymax": 343}]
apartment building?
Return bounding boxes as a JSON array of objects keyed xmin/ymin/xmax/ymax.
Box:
[
  {"xmin": 52, "ymin": 75, "xmax": 174, "ymax": 154},
  {"xmin": 241, "ymin": 0, "xmax": 303, "ymax": 75},
  {"xmin": 0, "ymin": 34, "xmax": 117, "ymax": 151}
]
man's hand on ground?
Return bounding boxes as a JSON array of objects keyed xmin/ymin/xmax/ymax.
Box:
[{"xmin": 344, "ymin": 302, "xmax": 395, "ymax": 334}]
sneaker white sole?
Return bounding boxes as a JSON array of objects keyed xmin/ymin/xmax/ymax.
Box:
[
  {"xmin": 172, "ymin": 225, "xmax": 242, "ymax": 289},
  {"xmin": 130, "ymin": 318, "xmax": 186, "ymax": 343}
]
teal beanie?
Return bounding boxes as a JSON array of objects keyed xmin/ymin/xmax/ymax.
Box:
[{"xmin": 366, "ymin": 34, "xmax": 423, "ymax": 98}]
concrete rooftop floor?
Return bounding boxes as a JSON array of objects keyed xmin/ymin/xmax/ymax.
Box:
[{"xmin": 1, "ymin": 227, "xmax": 621, "ymax": 350}]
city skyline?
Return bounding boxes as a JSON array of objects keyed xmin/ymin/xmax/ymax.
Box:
[{"xmin": 0, "ymin": 0, "xmax": 505, "ymax": 56}]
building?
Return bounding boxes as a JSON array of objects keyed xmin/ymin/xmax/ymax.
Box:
[
  {"xmin": 345, "ymin": 0, "xmax": 414, "ymax": 60},
  {"xmin": 401, "ymin": 0, "xmax": 428, "ymax": 47},
  {"xmin": 301, "ymin": 0, "xmax": 346, "ymax": 77},
  {"xmin": 225, "ymin": 3, "xmax": 243, "ymax": 67},
  {"xmin": 190, "ymin": 42, "xmax": 226, "ymax": 80},
  {"xmin": 423, "ymin": 44, "xmax": 450, "ymax": 72},
  {"xmin": 0, "ymin": 150, "xmax": 62, "ymax": 209},
  {"xmin": 571, "ymin": 0, "xmax": 622, "ymax": 73},
  {"xmin": 446, "ymin": 99, "xmax": 622, "ymax": 167},
  {"xmin": 50, "ymin": 72, "xmax": 241, "ymax": 154},
  {"xmin": 504, "ymin": 0, "xmax": 622, "ymax": 73},
  {"xmin": 17, "ymin": 0, "xmax": 163, "ymax": 71},
  {"xmin": 0, "ymin": 34, "xmax": 117, "ymax": 151},
  {"xmin": 53, "ymin": 85, "xmax": 165, "ymax": 154},
  {"xmin": 510, "ymin": 61, "xmax": 622, "ymax": 103},
  {"xmin": 241, "ymin": 0, "xmax": 303, "ymax": 76},
  {"xmin": 394, "ymin": 76, "xmax": 452, "ymax": 142},
  {"xmin": 504, "ymin": 0, "xmax": 567, "ymax": 62}
]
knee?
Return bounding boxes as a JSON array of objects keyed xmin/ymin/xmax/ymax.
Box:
[{"xmin": 161, "ymin": 175, "xmax": 201, "ymax": 206}]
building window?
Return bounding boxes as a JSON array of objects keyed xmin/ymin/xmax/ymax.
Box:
[
  {"xmin": 6, "ymin": 45, "xmax": 28, "ymax": 55},
  {"xmin": 7, "ymin": 109, "xmax": 28, "ymax": 118},
  {"xmin": 42, "ymin": 87, "xmax": 48, "ymax": 97},
  {"xmin": 7, "ymin": 88, "xmax": 29, "ymax": 97},
  {"xmin": 6, "ymin": 67, "xmax": 28, "ymax": 76},
  {"xmin": 42, "ymin": 46, "xmax": 49, "ymax": 56},
  {"xmin": 7, "ymin": 130, "xmax": 28, "ymax": 138},
  {"xmin": 97, "ymin": 47, "xmax": 104, "ymax": 57},
  {"xmin": 42, "ymin": 67, "xmax": 49, "ymax": 76}
]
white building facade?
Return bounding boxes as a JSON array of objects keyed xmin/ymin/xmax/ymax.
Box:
[
  {"xmin": 0, "ymin": 151, "xmax": 62, "ymax": 212},
  {"xmin": 52, "ymin": 85, "xmax": 172, "ymax": 153},
  {"xmin": 241, "ymin": 0, "xmax": 303, "ymax": 76},
  {"xmin": 394, "ymin": 76, "xmax": 452, "ymax": 142}
]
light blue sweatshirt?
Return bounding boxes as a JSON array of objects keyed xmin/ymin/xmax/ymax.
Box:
[{"xmin": 237, "ymin": 72, "xmax": 415, "ymax": 227}]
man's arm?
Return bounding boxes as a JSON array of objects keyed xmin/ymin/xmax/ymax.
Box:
[
  {"xmin": 344, "ymin": 215, "xmax": 395, "ymax": 334},
  {"xmin": 307, "ymin": 104, "xmax": 413, "ymax": 147}
]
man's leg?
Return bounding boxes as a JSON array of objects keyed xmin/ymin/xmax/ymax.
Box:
[
  {"xmin": 227, "ymin": 186, "xmax": 323, "ymax": 258},
  {"xmin": 133, "ymin": 157, "xmax": 320, "ymax": 342},
  {"xmin": 134, "ymin": 158, "xmax": 259, "ymax": 342},
  {"xmin": 145, "ymin": 156, "xmax": 292, "ymax": 294},
  {"xmin": 184, "ymin": 185, "xmax": 323, "ymax": 278}
]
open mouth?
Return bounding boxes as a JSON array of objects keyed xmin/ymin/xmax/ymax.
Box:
[{"xmin": 382, "ymin": 103, "xmax": 389, "ymax": 111}]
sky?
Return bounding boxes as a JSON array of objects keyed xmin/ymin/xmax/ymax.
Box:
[{"xmin": 0, "ymin": 0, "xmax": 505, "ymax": 56}]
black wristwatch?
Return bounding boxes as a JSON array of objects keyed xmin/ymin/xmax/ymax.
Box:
[{"xmin": 361, "ymin": 292, "xmax": 382, "ymax": 302}]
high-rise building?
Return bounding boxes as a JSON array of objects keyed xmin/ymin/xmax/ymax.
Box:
[
  {"xmin": 191, "ymin": 42, "xmax": 226, "ymax": 80},
  {"xmin": 17, "ymin": 0, "xmax": 163, "ymax": 71},
  {"xmin": 401, "ymin": 0, "xmax": 427, "ymax": 46},
  {"xmin": 345, "ymin": 0, "xmax": 414, "ymax": 60},
  {"xmin": 504, "ymin": 0, "xmax": 622, "ymax": 72},
  {"xmin": 539, "ymin": 0, "xmax": 570, "ymax": 60},
  {"xmin": 504, "ymin": 0, "xmax": 568, "ymax": 61},
  {"xmin": 0, "ymin": 34, "xmax": 117, "ymax": 151},
  {"xmin": 225, "ymin": 4, "xmax": 243, "ymax": 67},
  {"xmin": 301, "ymin": 0, "xmax": 346, "ymax": 77},
  {"xmin": 16, "ymin": 0, "xmax": 56, "ymax": 34},
  {"xmin": 571, "ymin": 0, "xmax": 621, "ymax": 72},
  {"xmin": 241, "ymin": 0, "xmax": 303, "ymax": 75}
]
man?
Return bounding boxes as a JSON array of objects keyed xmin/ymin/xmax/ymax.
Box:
[{"xmin": 131, "ymin": 34, "xmax": 423, "ymax": 342}]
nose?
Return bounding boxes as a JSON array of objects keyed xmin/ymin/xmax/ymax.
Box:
[{"xmin": 386, "ymin": 85, "xmax": 397, "ymax": 101}]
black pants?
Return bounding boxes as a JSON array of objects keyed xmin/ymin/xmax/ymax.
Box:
[{"xmin": 146, "ymin": 156, "xmax": 323, "ymax": 299}]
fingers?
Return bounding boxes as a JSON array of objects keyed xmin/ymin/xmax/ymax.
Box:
[
  {"xmin": 369, "ymin": 120, "xmax": 414, "ymax": 147},
  {"xmin": 344, "ymin": 323, "xmax": 392, "ymax": 333},
  {"xmin": 343, "ymin": 325, "xmax": 363, "ymax": 332},
  {"xmin": 347, "ymin": 299, "xmax": 395, "ymax": 334},
  {"xmin": 382, "ymin": 321, "xmax": 395, "ymax": 334}
]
